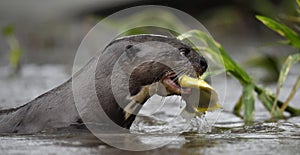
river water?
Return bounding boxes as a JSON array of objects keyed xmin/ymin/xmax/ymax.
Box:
[{"xmin": 0, "ymin": 64, "xmax": 300, "ymax": 154}]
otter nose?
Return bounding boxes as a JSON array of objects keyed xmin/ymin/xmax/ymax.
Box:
[{"xmin": 191, "ymin": 56, "xmax": 207, "ymax": 76}]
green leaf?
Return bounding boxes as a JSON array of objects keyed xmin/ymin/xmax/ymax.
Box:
[
  {"xmin": 100, "ymin": 10, "xmax": 189, "ymax": 35},
  {"xmin": 200, "ymin": 69, "xmax": 225, "ymax": 80},
  {"xmin": 177, "ymin": 29, "xmax": 299, "ymax": 123},
  {"xmin": 177, "ymin": 30, "xmax": 252, "ymax": 85},
  {"xmin": 297, "ymin": 0, "xmax": 300, "ymax": 9},
  {"xmin": 178, "ymin": 30, "xmax": 256, "ymax": 124},
  {"xmin": 4, "ymin": 29, "xmax": 22, "ymax": 73},
  {"xmin": 244, "ymin": 53, "xmax": 280, "ymax": 82},
  {"xmin": 242, "ymin": 84, "xmax": 255, "ymax": 125},
  {"xmin": 233, "ymin": 95, "xmax": 243, "ymax": 118},
  {"xmin": 255, "ymin": 86, "xmax": 284, "ymax": 119},
  {"xmin": 276, "ymin": 96, "xmax": 300, "ymax": 116},
  {"xmin": 256, "ymin": 15, "xmax": 300, "ymax": 48},
  {"xmin": 2, "ymin": 25, "xmax": 14, "ymax": 36},
  {"xmin": 281, "ymin": 75, "xmax": 300, "ymax": 111},
  {"xmin": 9, "ymin": 47, "xmax": 21, "ymax": 70},
  {"xmin": 273, "ymin": 53, "xmax": 300, "ymax": 113}
]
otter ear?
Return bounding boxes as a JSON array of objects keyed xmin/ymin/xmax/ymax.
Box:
[{"xmin": 125, "ymin": 44, "xmax": 139, "ymax": 61}]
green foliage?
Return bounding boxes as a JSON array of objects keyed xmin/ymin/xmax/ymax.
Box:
[
  {"xmin": 177, "ymin": 30, "xmax": 252, "ymax": 85},
  {"xmin": 244, "ymin": 53, "xmax": 280, "ymax": 82},
  {"xmin": 256, "ymin": 15, "xmax": 300, "ymax": 48},
  {"xmin": 178, "ymin": 30, "xmax": 264, "ymax": 124},
  {"xmin": 275, "ymin": 53, "xmax": 300, "ymax": 101},
  {"xmin": 242, "ymin": 84, "xmax": 255, "ymax": 124},
  {"xmin": 92, "ymin": 10, "xmax": 188, "ymax": 37},
  {"xmin": 2, "ymin": 25, "xmax": 22, "ymax": 74},
  {"xmin": 200, "ymin": 69, "xmax": 225, "ymax": 80},
  {"xmin": 176, "ymin": 1, "xmax": 300, "ymax": 125},
  {"xmin": 281, "ymin": 74, "xmax": 300, "ymax": 112},
  {"xmin": 275, "ymin": 53, "xmax": 300, "ymax": 112},
  {"xmin": 257, "ymin": 5, "xmax": 300, "ymax": 116},
  {"xmin": 255, "ymin": 86, "xmax": 283, "ymax": 119},
  {"xmin": 297, "ymin": 0, "xmax": 300, "ymax": 8},
  {"xmin": 177, "ymin": 29, "xmax": 299, "ymax": 124},
  {"xmin": 2, "ymin": 26, "xmax": 14, "ymax": 36}
]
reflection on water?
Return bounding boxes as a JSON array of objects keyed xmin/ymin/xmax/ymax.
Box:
[
  {"xmin": 1, "ymin": 119, "xmax": 300, "ymax": 154},
  {"xmin": 1, "ymin": 65, "xmax": 300, "ymax": 154}
]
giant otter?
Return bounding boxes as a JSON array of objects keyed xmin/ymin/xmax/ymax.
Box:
[{"xmin": 0, "ymin": 34, "xmax": 211, "ymax": 134}]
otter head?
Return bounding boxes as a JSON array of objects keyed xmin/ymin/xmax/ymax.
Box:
[
  {"xmin": 125, "ymin": 36, "xmax": 207, "ymax": 97},
  {"xmin": 97, "ymin": 34, "xmax": 212, "ymax": 129}
]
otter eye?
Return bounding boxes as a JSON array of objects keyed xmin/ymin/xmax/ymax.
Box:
[
  {"xmin": 126, "ymin": 45, "xmax": 133, "ymax": 49},
  {"xmin": 179, "ymin": 48, "xmax": 190, "ymax": 56}
]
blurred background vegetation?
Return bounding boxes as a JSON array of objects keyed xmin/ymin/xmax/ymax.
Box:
[{"xmin": 0, "ymin": 0, "xmax": 296, "ymax": 70}]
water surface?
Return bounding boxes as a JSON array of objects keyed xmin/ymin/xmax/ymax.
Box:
[{"xmin": 1, "ymin": 65, "xmax": 300, "ymax": 155}]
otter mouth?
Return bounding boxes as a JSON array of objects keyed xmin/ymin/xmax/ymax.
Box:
[
  {"xmin": 161, "ymin": 71, "xmax": 221, "ymax": 114},
  {"xmin": 161, "ymin": 71, "xmax": 192, "ymax": 95}
]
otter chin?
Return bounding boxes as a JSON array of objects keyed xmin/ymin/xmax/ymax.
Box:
[{"xmin": 0, "ymin": 34, "xmax": 219, "ymax": 134}]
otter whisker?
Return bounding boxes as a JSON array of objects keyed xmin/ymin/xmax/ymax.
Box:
[{"xmin": 170, "ymin": 70, "xmax": 187, "ymax": 82}]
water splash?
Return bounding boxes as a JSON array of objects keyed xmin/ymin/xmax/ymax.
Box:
[
  {"xmin": 189, "ymin": 115, "xmax": 212, "ymax": 133},
  {"xmin": 130, "ymin": 112, "xmax": 215, "ymax": 134}
]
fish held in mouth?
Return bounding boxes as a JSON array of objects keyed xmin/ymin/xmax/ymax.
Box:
[{"xmin": 178, "ymin": 74, "xmax": 221, "ymax": 114}]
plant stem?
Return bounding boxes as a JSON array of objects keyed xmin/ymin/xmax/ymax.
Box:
[
  {"xmin": 243, "ymin": 84, "xmax": 255, "ymax": 125},
  {"xmin": 233, "ymin": 95, "xmax": 243, "ymax": 118},
  {"xmin": 280, "ymin": 74, "xmax": 300, "ymax": 112},
  {"xmin": 255, "ymin": 86, "xmax": 284, "ymax": 119},
  {"xmin": 277, "ymin": 100, "xmax": 300, "ymax": 116}
]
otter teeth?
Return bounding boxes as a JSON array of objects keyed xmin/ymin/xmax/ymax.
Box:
[
  {"xmin": 165, "ymin": 71, "xmax": 175, "ymax": 76},
  {"xmin": 161, "ymin": 73, "xmax": 192, "ymax": 95}
]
